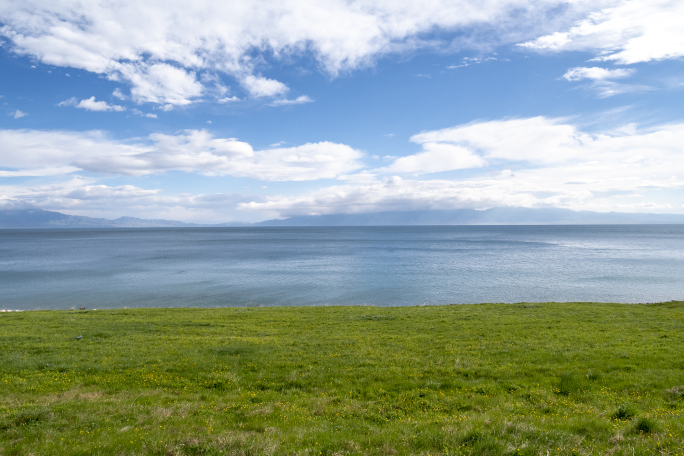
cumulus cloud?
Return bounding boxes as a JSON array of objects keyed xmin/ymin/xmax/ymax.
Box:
[
  {"xmin": 59, "ymin": 96, "xmax": 126, "ymax": 112},
  {"xmin": 3, "ymin": 117, "xmax": 684, "ymax": 220},
  {"xmin": 0, "ymin": 129, "xmax": 363, "ymax": 181},
  {"xmin": 378, "ymin": 142, "xmax": 485, "ymax": 174},
  {"xmin": 1, "ymin": 178, "xmax": 158, "ymax": 210},
  {"xmin": 243, "ymin": 118, "xmax": 684, "ymax": 217},
  {"xmin": 520, "ymin": 0, "xmax": 684, "ymax": 64},
  {"xmin": 118, "ymin": 63, "xmax": 203, "ymax": 105},
  {"xmin": 407, "ymin": 117, "xmax": 590, "ymax": 165},
  {"xmin": 562, "ymin": 67, "xmax": 634, "ymax": 81},
  {"xmin": 0, "ymin": 0, "xmax": 602, "ymax": 105},
  {"xmin": 402, "ymin": 117, "xmax": 684, "ymax": 170},
  {"xmin": 0, "ymin": 129, "xmax": 147, "ymax": 176},
  {"xmin": 241, "ymin": 75, "xmax": 289, "ymax": 98},
  {"xmin": 77, "ymin": 134, "xmax": 363, "ymax": 181}
]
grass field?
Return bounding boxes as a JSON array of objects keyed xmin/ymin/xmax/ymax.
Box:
[{"xmin": 1, "ymin": 302, "xmax": 683, "ymax": 455}]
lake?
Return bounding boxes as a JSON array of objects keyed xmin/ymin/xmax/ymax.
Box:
[{"xmin": 1, "ymin": 225, "xmax": 683, "ymax": 309}]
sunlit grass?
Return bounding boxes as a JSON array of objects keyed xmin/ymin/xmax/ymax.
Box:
[{"xmin": 1, "ymin": 302, "xmax": 683, "ymax": 455}]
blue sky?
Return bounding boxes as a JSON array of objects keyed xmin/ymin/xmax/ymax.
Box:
[{"xmin": 1, "ymin": 0, "xmax": 683, "ymax": 222}]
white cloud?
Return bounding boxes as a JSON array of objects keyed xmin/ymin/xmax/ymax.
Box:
[
  {"xmin": 145, "ymin": 113, "xmax": 157, "ymax": 118},
  {"xmin": 562, "ymin": 67, "xmax": 634, "ymax": 81},
  {"xmin": 617, "ymin": 202, "xmax": 673, "ymax": 210},
  {"xmin": 447, "ymin": 56, "xmax": 499, "ymax": 69},
  {"xmin": 10, "ymin": 110, "xmax": 27, "ymax": 118},
  {"xmin": 0, "ymin": 0, "xmax": 601, "ymax": 105},
  {"xmin": 0, "ymin": 166, "xmax": 79, "ymax": 177},
  {"xmin": 77, "ymin": 97, "xmax": 126, "ymax": 112},
  {"xmin": 59, "ymin": 96, "xmax": 126, "ymax": 112},
  {"xmin": 378, "ymin": 142, "xmax": 485, "ymax": 174},
  {"xmin": 0, "ymin": 129, "xmax": 363, "ymax": 181},
  {"xmin": 591, "ymin": 81, "xmax": 652, "ymax": 98},
  {"xmin": 3, "ymin": 117, "xmax": 684, "ymax": 220},
  {"xmin": 112, "ymin": 88, "xmax": 126, "ymax": 100},
  {"xmin": 268, "ymin": 95, "xmax": 313, "ymax": 106},
  {"xmin": 520, "ymin": 0, "xmax": 684, "ymax": 64},
  {"xmin": 241, "ymin": 75, "xmax": 289, "ymax": 98},
  {"xmin": 218, "ymin": 96, "xmax": 239, "ymax": 103},
  {"xmin": 404, "ymin": 117, "xmax": 684, "ymax": 170},
  {"xmin": 59, "ymin": 184, "xmax": 161, "ymax": 201},
  {"xmin": 243, "ymin": 118, "xmax": 684, "ymax": 217},
  {"xmin": 560, "ymin": 67, "xmax": 646, "ymax": 98},
  {"xmin": 408, "ymin": 117, "xmax": 589, "ymax": 164},
  {"xmin": 0, "ymin": 129, "xmax": 148, "ymax": 176},
  {"xmin": 57, "ymin": 98, "xmax": 77, "ymax": 107},
  {"xmin": 76, "ymin": 135, "xmax": 363, "ymax": 181},
  {"xmin": 118, "ymin": 63, "xmax": 203, "ymax": 105},
  {"xmin": 0, "ymin": 178, "xmax": 266, "ymax": 223},
  {"xmin": 238, "ymin": 177, "xmax": 542, "ymax": 216}
]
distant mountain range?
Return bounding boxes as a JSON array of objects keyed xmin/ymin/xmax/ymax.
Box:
[
  {"xmin": 2, "ymin": 207, "xmax": 684, "ymax": 228},
  {"xmin": 0, "ymin": 208, "xmax": 199, "ymax": 228},
  {"xmin": 259, "ymin": 208, "xmax": 684, "ymax": 226}
]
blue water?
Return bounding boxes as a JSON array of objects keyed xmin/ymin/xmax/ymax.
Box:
[{"xmin": 1, "ymin": 225, "xmax": 683, "ymax": 309}]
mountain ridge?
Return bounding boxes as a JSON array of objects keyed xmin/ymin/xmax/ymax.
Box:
[
  {"xmin": 2, "ymin": 207, "xmax": 684, "ymax": 228},
  {"xmin": 0, "ymin": 209, "xmax": 202, "ymax": 228},
  {"xmin": 258, "ymin": 207, "xmax": 684, "ymax": 226}
]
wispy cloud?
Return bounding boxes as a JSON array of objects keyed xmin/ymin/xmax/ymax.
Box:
[
  {"xmin": 561, "ymin": 67, "xmax": 650, "ymax": 98},
  {"xmin": 268, "ymin": 95, "xmax": 314, "ymax": 107},
  {"xmin": 131, "ymin": 109, "xmax": 158, "ymax": 118},
  {"xmin": 112, "ymin": 88, "xmax": 126, "ymax": 100},
  {"xmin": 9, "ymin": 110, "xmax": 27, "ymax": 119},
  {"xmin": 447, "ymin": 56, "xmax": 498, "ymax": 69},
  {"xmin": 520, "ymin": 1, "xmax": 684, "ymax": 64},
  {"xmin": 218, "ymin": 96, "xmax": 239, "ymax": 103},
  {"xmin": 59, "ymin": 97, "xmax": 126, "ymax": 112},
  {"xmin": 562, "ymin": 67, "xmax": 634, "ymax": 82}
]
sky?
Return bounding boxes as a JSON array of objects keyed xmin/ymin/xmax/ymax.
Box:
[{"xmin": 1, "ymin": 0, "xmax": 683, "ymax": 223}]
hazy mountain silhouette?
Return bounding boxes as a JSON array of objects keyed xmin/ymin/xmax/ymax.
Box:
[
  {"xmin": 2, "ymin": 206, "xmax": 684, "ymax": 228},
  {"xmin": 258, "ymin": 208, "xmax": 684, "ymax": 226},
  {"xmin": 0, "ymin": 208, "xmax": 198, "ymax": 228}
]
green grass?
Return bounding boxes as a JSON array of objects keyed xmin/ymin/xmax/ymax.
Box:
[{"xmin": 1, "ymin": 302, "xmax": 683, "ymax": 455}]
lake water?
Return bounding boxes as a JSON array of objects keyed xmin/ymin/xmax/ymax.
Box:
[{"xmin": 1, "ymin": 225, "xmax": 683, "ymax": 310}]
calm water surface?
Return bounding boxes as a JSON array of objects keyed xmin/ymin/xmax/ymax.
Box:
[{"xmin": 1, "ymin": 225, "xmax": 683, "ymax": 309}]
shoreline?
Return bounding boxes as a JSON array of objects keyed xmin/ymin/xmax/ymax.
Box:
[{"xmin": 2, "ymin": 300, "xmax": 681, "ymax": 313}]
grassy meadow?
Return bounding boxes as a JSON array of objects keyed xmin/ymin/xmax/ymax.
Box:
[{"xmin": 1, "ymin": 302, "xmax": 683, "ymax": 455}]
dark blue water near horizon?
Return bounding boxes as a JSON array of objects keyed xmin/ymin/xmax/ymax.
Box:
[{"xmin": 1, "ymin": 225, "xmax": 683, "ymax": 310}]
